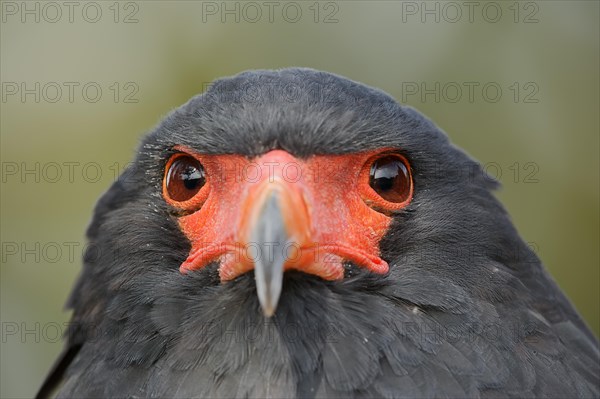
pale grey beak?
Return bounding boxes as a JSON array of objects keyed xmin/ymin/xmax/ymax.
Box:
[{"xmin": 250, "ymin": 190, "xmax": 289, "ymax": 317}]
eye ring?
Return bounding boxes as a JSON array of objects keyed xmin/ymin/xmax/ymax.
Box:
[
  {"xmin": 162, "ymin": 153, "xmax": 209, "ymax": 210},
  {"xmin": 360, "ymin": 152, "xmax": 413, "ymax": 212}
]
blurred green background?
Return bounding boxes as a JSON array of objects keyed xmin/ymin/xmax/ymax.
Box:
[{"xmin": 1, "ymin": 1, "xmax": 598, "ymax": 397}]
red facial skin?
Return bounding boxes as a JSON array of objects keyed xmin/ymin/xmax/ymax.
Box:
[{"xmin": 162, "ymin": 146, "xmax": 413, "ymax": 282}]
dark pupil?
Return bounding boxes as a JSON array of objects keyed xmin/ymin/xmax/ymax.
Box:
[
  {"xmin": 181, "ymin": 166, "xmax": 203, "ymax": 190},
  {"xmin": 374, "ymin": 170, "xmax": 395, "ymax": 192},
  {"xmin": 369, "ymin": 156, "xmax": 409, "ymax": 203}
]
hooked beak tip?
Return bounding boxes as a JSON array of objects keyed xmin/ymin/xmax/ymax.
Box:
[
  {"xmin": 261, "ymin": 301, "xmax": 277, "ymax": 318},
  {"xmin": 255, "ymin": 268, "xmax": 283, "ymax": 318}
]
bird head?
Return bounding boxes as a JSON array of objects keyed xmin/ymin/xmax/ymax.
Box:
[{"xmin": 91, "ymin": 71, "xmax": 497, "ymax": 305}]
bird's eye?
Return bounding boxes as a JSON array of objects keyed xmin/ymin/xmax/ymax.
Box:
[
  {"xmin": 164, "ymin": 155, "xmax": 206, "ymax": 202},
  {"xmin": 369, "ymin": 155, "xmax": 412, "ymax": 204}
]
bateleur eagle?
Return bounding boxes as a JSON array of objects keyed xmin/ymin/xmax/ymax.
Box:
[{"xmin": 38, "ymin": 68, "xmax": 599, "ymax": 398}]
